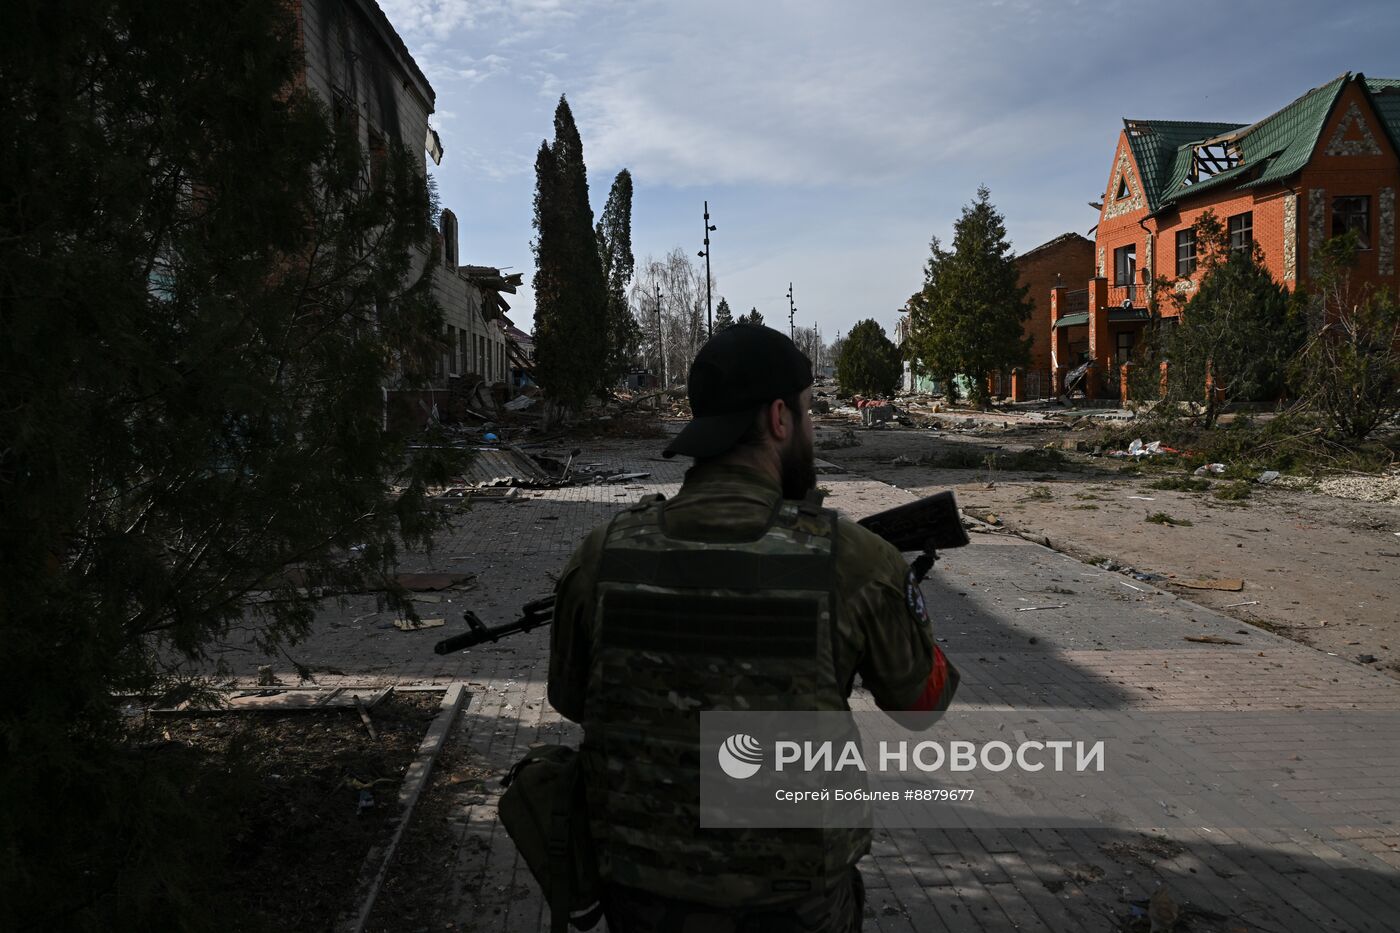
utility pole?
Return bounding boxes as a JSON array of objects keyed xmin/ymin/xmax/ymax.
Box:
[
  {"xmin": 786, "ymin": 282, "xmax": 795, "ymax": 340},
  {"xmin": 698, "ymin": 201, "xmax": 716, "ymax": 339},
  {"xmin": 655, "ymin": 283, "xmax": 665, "ymax": 387}
]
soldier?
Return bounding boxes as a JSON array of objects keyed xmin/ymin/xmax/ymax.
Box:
[{"xmin": 548, "ymin": 324, "xmax": 957, "ymax": 933}]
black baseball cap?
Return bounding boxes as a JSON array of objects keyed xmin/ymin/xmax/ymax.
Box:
[{"xmin": 663, "ymin": 325, "xmax": 813, "ymax": 459}]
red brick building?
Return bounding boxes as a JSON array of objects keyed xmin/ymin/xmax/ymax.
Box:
[
  {"xmin": 1013, "ymin": 232, "xmax": 1095, "ymax": 398},
  {"xmin": 1051, "ymin": 72, "xmax": 1400, "ymax": 398}
]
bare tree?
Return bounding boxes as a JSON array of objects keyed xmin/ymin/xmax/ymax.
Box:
[{"xmin": 628, "ymin": 248, "xmax": 713, "ymax": 386}]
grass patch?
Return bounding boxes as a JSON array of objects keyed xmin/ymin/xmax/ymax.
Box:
[
  {"xmin": 1145, "ymin": 512, "xmax": 1193, "ymax": 526},
  {"xmin": 1022, "ymin": 485, "xmax": 1054, "ymax": 502},
  {"xmin": 1212, "ymin": 480, "xmax": 1253, "ymax": 500},
  {"xmin": 1148, "ymin": 476, "xmax": 1212, "ymax": 492}
]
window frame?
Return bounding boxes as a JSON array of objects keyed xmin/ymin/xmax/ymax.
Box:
[
  {"xmin": 1331, "ymin": 196, "xmax": 1371, "ymax": 250},
  {"xmin": 1113, "ymin": 244, "xmax": 1137, "ymax": 287},
  {"xmin": 1176, "ymin": 228, "xmax": 1198, "ymax": 276},
  {"xmin": 1228, "ymin": 212, "xmax": 1253, "ymax": 252}
]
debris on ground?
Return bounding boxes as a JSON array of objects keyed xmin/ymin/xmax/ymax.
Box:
[
  {"xmin": 1185, "ymin": 635, "xmax": 1243, "ymax": 645},
  {"xmin": 1175, "ymin": 578, "xmax": 1244, "ymax": 592},
  {"xmin": 395, "ymin": 572, "xmax": 476, "ymax": 592},
  {"xmin": 818, "ymin": 429, "xmax": 862, "ymax": 450},
  {"xmin": 1193, "ymin": 462, "xmax": 1227, "ymax": 476},
  {"xmin": 393, "ymin": 617, "xmax": 446, "ymax": 632},
  {"xmin": 153, "ymin": 685, "xmax": 394, "ymax": 715}
]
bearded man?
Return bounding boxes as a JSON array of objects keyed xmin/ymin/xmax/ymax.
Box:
[{"xmin": 547, "ymin": 324, "xmax": 957, "ymax": 932}]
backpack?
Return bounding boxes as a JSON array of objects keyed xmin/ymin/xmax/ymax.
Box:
[{"xmin": 499, "ymin": 744, "xmax": 603, "ymax": 932}]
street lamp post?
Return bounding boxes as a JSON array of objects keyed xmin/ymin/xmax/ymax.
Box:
[
  {"xmin": 698, "ymin": 201, "xmax": 716, "ymax": 340},
  {"xmin": 786, "ymin": 282, "xmax": 796, "ymax": 340}
]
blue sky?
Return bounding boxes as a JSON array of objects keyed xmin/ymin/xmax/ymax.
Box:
[{"xmin": 380, "ymin": 0, "xmax": 1400, "ymax": 341}]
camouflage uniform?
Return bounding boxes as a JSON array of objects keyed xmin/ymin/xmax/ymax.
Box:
[{"xmin": 548, "ymin": 463, "xmax": 957, "ymax": 932}]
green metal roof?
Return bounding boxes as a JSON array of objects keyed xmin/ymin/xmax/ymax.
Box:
[
  {"xmin": 1054, "ymin": 312, "xmax": 1088, "ymax": 329},
  {"xmin": 1124, "ymin": 120, "xmax": 1245, "ymax": 212},
  {"xmin": 1124, "ymin": 73, "xmax": 1400, "ymax": 213},
  {"xmin": 1364, "ymin": 78, "xmax": 1400, "ymax": 153}
]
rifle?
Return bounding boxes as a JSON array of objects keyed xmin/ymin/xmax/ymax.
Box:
[{"xmin": 432, "ymin": 490, "xmax": 967, "ymax": 654}]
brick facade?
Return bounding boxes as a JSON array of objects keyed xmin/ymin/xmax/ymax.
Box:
[
  {"xmin": 1016, "ymin": 233, "xmax": 1095, "ymax": 375},
  {"xmin": 1063, "ymin": 73, "xmax": 1400, "ymax": 399}
]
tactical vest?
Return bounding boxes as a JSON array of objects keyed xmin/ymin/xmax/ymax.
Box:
[{"xmin": 581, "ymin": 493, "xmax": 870, "ymax": 907}]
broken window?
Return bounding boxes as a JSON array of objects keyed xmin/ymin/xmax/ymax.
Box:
[
  {"xmin": 1187, "ymin": 141, "xmax": 1241, "ymax": 185},
  {"xmin": 1228, "ymin": 212, "xmax": 1253, "ymax": 252},
  {"xmin": 1332, "ymin": 196, "xmax": 1371, "ymax": 249},
  {"xmin": 1176, "ymin": 228, "xmax": 1197, "ymax": 276},
  {"xmin": 441, "ymin": 210, "xmax": 458, "ymax": 269},
  {"xmin": 1113, "ymin": 244, "xmax": 1137, "ymax": 286}
]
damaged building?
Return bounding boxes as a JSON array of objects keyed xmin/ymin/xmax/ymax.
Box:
[
  {"xmin": 296, "ymin": 0, "xmax": 523, "ymax": 428},
  {"xmin": 1054, "ymin": 71, "xmax": 1400, "ymax": 399}
]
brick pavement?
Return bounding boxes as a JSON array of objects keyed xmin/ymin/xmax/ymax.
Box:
[{"xmin": 209, "ymin": 438, "xmax": 1400, "ymax": 931}]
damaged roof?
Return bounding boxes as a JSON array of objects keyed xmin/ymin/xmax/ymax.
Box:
[{"xmin": 1124, "ymin": 72, "xmax": 1400, "ymax": 215}]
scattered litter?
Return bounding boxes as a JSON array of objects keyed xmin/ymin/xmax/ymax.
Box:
[
  {"xmin": 1117, "ymin": 580, "xmax": 1144, "ymax": 592},
  {"xmin": 396, "ymin": 572, "xmax": 475, "ymax": 591},
  {"xmin": 1193, "ymin": 463, "xmax": 1226, "ymax": 476},
  {"xmin": 1016, "ymin": 605, "xmax": 1067, "ymax": 612},
  {"xmin": 1258, "ymin": 470, "xmax": 1280, "ymax": 484},
  {"xmin": 601, "ymin": 472, "xmax": 651, "ymax": 483},
  {"xmin": 1127, "ymin": 496, "xmax": 1156, "ymax": 501},
  {"xmin": 503, "ymin": 395, "xmax": 536, "ymax": 411},
  {"xmin": 891, "ymin": 455, "xmax": 915, "ymax": 466},
  {"xmin": 357, "ymin": 789, "xmax": 375, "ymax": 813},
  {"xmin": 1222, "ymin": 600, "xmax": 1260, "ymax": 608},
  {"xmin": 1358, "ymin": 654, "xmax": 1380, "ymax": 664},
  {"xmin": 411, "ymin": 593, "xmax": 443, "ymax": 603},
  {"xmin": 1176, "ymin": 578, "xmax": 1244, "ymax": 592},
  {"xmin": 393, "ymin": 617, "xmax": 446, "ymax": 631},
  {"xmin": 1185, "ymin": 635, "xmax": 1242, "ymax": 645}
]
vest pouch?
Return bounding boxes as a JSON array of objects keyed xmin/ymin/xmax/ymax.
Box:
[{"xmin": 499, "ymin": 744, "xmax": 603, "ymax": 932}]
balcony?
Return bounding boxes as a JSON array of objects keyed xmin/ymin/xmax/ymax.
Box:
[{"xmin": 1106, "ymin": 283, "xmax": 1142, "ymax": 308}]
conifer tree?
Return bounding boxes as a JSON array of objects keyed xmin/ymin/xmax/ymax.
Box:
[
  {"xmin": 596, "ymin": 169, "xmax": 639, "ymax": 389},
  {"xmin": 714, "ymin": 297, "xmax": 734, "ymax": 330},
  {"xmin": 532, "ymin": 96, "xmax": 608, "ymax": 409},
  {"xmin": 907, "ymin": 187, "xmax": 1031, "ymax": 405},
  {"xmin": 0, "ymin": 0, "xmax": 449, "ymax": 924},
  {"xmin": 837, "ymin": 319, "xmax": 902, "ymax": 396}
]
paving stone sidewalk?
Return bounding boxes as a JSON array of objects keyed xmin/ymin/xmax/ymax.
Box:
[{"xmin": 212, "ymin": 439, "xmax": 1400, "ymax": 931}]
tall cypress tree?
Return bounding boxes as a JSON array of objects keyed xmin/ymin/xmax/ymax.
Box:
[
  {"xmin": 532, "ymin": 96, "xmax": 607, "ymax": 409},
  {"xmin": 596, "ymin": 169, "xmax": 639, "ymax": 389}
]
